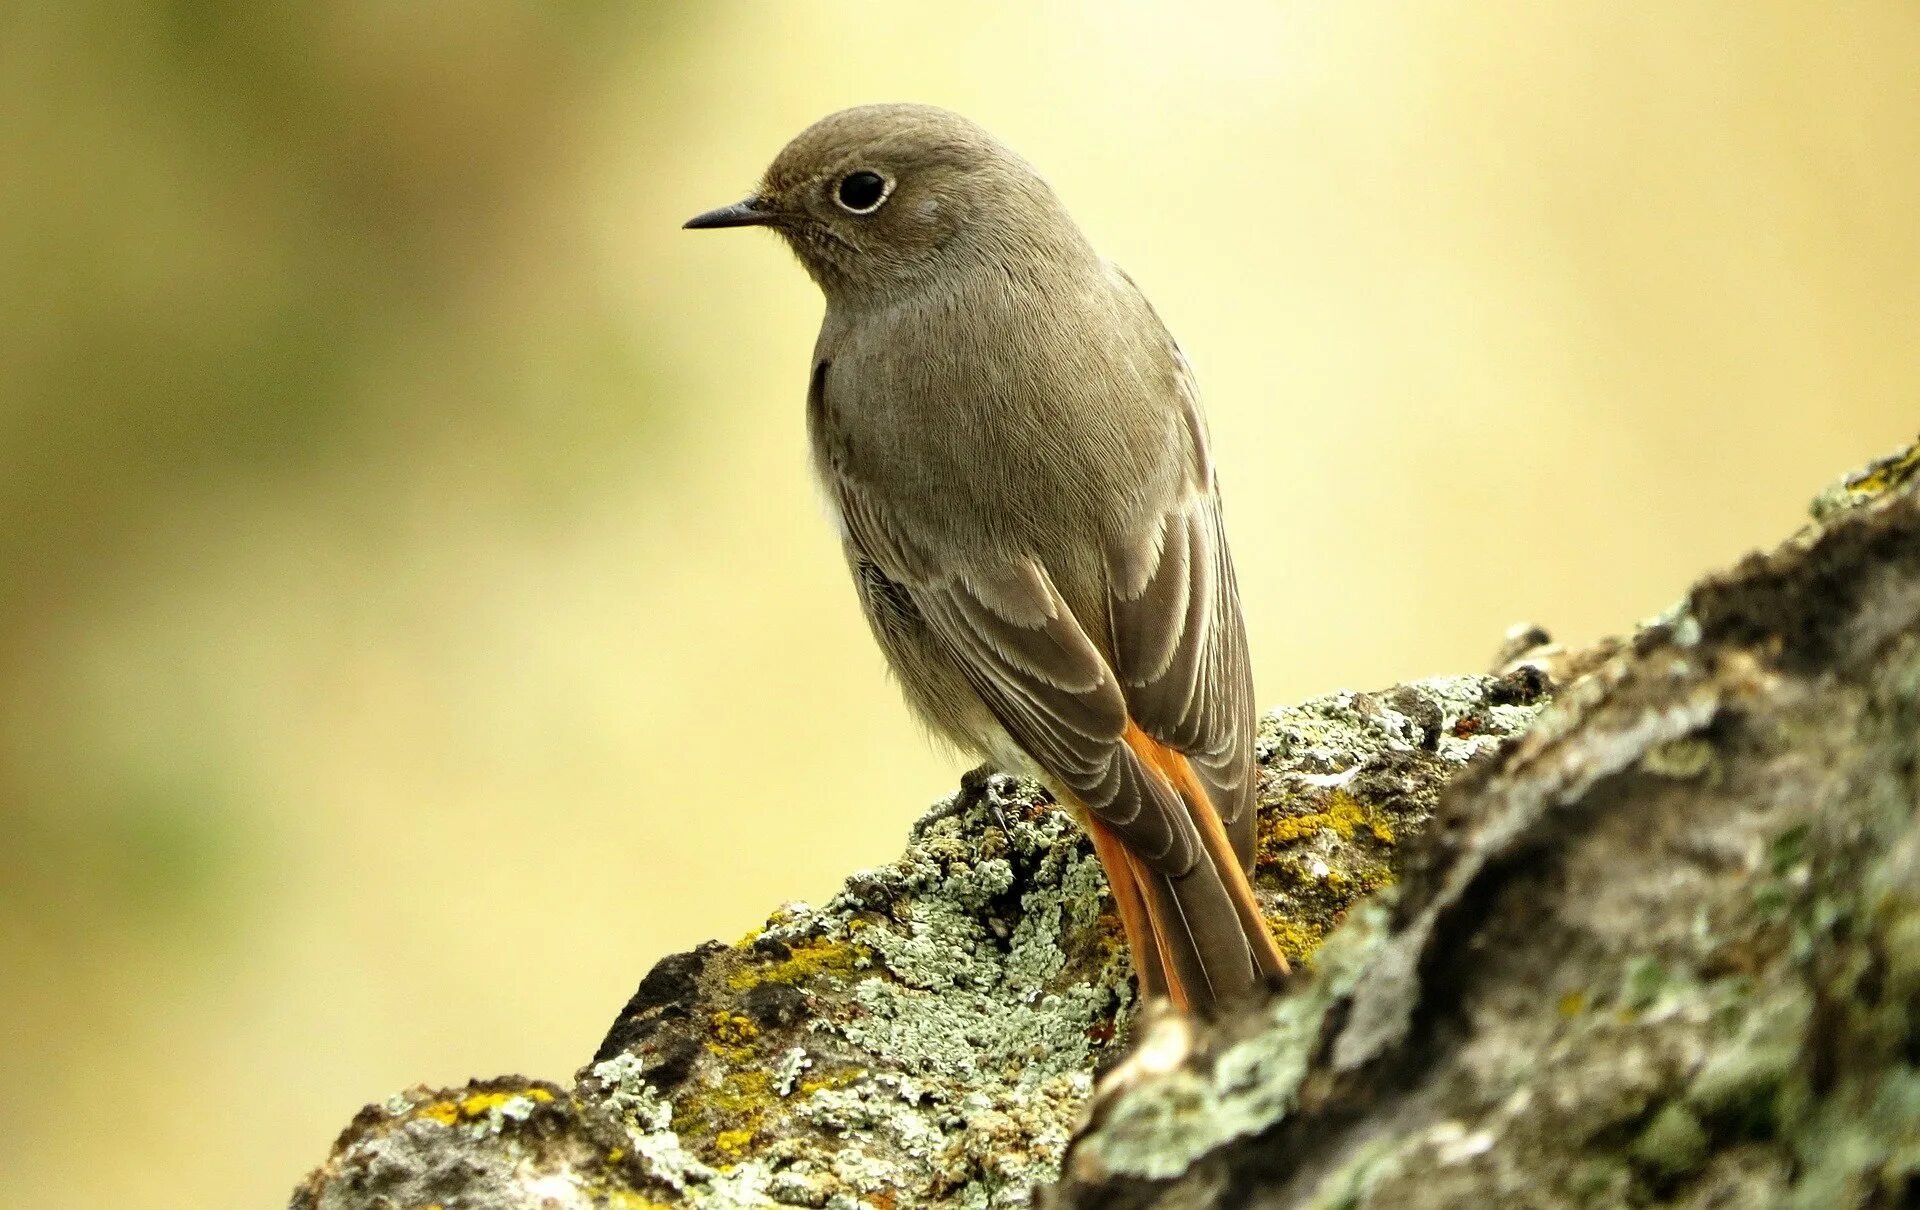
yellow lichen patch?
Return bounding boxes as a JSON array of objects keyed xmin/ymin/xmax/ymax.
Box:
[
  {"xmin": 1264, "ymin": 914, "xmax": 1328, "ymax": 965},
  {"xmin": 673, "ymin": 1068, "xmax": 777, "ymax": 1155},
  {"xmin": 726, "ymin": 935, "xmax": 872, "ymax": 992},
  {"xmin": 1253, "ymin": 785, "xmax": 1402, "ymax": 970},
  {"xmin": 795, "ymin": 1067, "xmax": 863, "ymax": 1098},
  {"xmin": 710, "ymin": 1010, "xmax": 759, "ymax": 1046},
  {"xmin": 1558, "ymin": 989, "xmax": 1589, "ymax": 1017},
  {"xmin": 705, "ymin": 1009, "xmax": 763, "ymax": 1063},
  {"xmin": 414, "ymin": 1087, "xmax": 553, "ymax": 1126},
  {"xmin": 417, "ymin": 1100, "xmax": 461, "ymax": 1125},
  {"xmin": 1343, "ymin": 863, "xmax": 1396, "ymax": 896},
  {"xmin": 713, "ymin": 1127, "xmax": 756, "ymax": 1158},
  {"xmin": 1845, "ymin": 442, "xmax": 1920, "ymax": 498},
  {"xmin": 461, "ymin": 1088, "xmax": 553, "ymax": 1117},
  {"xmin": 1258, "ymin": 790, "xmax": 1396, "ymax": 860}
]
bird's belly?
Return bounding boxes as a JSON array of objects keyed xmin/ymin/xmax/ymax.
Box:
[{"xmin": 850, "ymin": 558, "xmax": 1030, "ymax": 772}]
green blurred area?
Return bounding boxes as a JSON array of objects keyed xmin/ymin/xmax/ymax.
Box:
[
  {"xmin": 3, "ymin": 4, "xmax": 1918, "ymax": 1206},
  {"xmin": 2, "ymin": 5, "xmax": 686, "ymax": 1201},
  {"xmin": 4, "ymin": 2, "xmax": 657, "ymax": 892}
]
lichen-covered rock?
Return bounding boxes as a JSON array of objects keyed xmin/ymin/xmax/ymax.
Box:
[
  {"xmin": 292, "ymin": 671, "xmax": 1547, "ymax": 1207},
  {"xmin": 289, "ymin": 1078, "xmax": 632, "ymax": 1210},
  {"xmin": 297, "ymin": 433, "xmax": 1920, "ymax": 1210},
  {"xmin": 1053, "ymin": 436, "xmax": 1920, "ymax": 1208},
  {"xmin": 1809, "ymin": 437, "xmax": 1920, "ymax": 522}
]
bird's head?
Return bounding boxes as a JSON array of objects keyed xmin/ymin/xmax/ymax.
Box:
[{"xmin": 685, "ymin": 104, "xmax": 1082, "ymax": 302}]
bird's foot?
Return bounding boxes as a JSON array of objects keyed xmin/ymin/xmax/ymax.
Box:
[{"xmin": 957, "ymin": 762, "xmax": 1016, "ymax": 832}]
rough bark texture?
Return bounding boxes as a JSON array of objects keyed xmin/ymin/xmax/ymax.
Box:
[
  {"xmin": 293, "ymin": 438, "xmax": 1920, "ymax": 1210},
  {"xmin": 1058, "ymin": 438, "xmax": 1920, "ymax": 1208}
]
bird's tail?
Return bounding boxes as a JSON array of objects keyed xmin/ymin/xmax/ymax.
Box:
[{"xmin": 1087, "ymin": 724, "xmax": 1290, "ymax": 1013}]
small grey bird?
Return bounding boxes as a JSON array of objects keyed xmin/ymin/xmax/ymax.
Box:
[{"xmin": 687, "ymin": 104, "xmax": 1289, "ymax": 1011}]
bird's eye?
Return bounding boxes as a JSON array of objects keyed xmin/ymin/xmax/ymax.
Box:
[{"xmin": 835, "ymin": 170, "xmax": 891, "ymax": 214}]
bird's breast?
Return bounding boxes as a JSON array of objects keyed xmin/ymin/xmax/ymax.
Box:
[{"xmin": 808, "ymin": 273, "xmax": 1189, "ymax": 568}]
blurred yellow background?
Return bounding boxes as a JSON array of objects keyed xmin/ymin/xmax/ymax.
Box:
[{"xmin": 3, "ymin": 3, "xmax": 1916, "ymax": 1205}]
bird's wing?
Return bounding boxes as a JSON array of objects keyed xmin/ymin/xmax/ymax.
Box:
[
  {"xmin": 828, "ymin": 444, "xmax": 1252, "ymax": 876},
  {"xmin": 1100, "ymin": 343, "xmax": 1259, "ymax": 870},
  {"xmin": 834, "ymin": 480, "xmax": 1201, "ymax": 874}
]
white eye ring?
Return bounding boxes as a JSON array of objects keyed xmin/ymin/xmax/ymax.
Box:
[{"xmin": 834, "ymin": 170, "xmax": 893, "ymax": 215}]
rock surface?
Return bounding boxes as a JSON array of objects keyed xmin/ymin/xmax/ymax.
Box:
[
  {"xmin": 1057, "ymin": 436, "xmax": 1920, "ymax": 1208},
  {"xmin": 292, "ymin": 438, "xmax": 1919, "ymax": 1209}
]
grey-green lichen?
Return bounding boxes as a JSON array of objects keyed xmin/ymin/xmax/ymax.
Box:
[
  {"xmin": 294, "ymin": 668, "xmax": 1547, "ymax": 1209},
  {"xmin": 298, "ymin": 435, "xmax": 1920, "ymax": 1209},
  {"xmin": 1067, "ymin": 899, "xmax": 1397, "ymax": 1184},
  {"xmin": 1053, "ymin": 436, "xmax": 1920, "ymax": 1209},
  {"xmin": 290, "ymin": 1078, "xmax": 626, "ymax": 1210},
  {"xmin": 1253, "ymin": 675, "xmax": 1548, "ymax": 964}
]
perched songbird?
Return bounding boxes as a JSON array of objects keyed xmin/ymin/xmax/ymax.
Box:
[{"xmin": 686, "ymin": 104, "xmax": 1289, "ymax": 1012}]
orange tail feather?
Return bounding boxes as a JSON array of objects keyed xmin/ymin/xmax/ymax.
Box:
[{"xmin": 1078, "ymin": 725, "xmax": 1290, "ymax": 1012}]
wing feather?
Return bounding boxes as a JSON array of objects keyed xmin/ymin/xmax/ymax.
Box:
[{"xmin": 1102, "ymin": 365, "xmax": 1258, "ymax": 868}]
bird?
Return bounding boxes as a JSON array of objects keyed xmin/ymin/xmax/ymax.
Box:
[{"xmin": 685, "ymin": 104, "xmax": 1288, "ymax": 1013}]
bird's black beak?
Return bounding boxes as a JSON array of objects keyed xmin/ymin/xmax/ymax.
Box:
[{"xmin": 683, "ymin": 197, "xmax": 775, "ymax": 230}]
